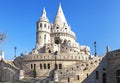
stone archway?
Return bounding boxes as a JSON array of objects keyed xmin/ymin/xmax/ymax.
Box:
[
  {"xmin": 102, "ymin": 73, "xmax": 106, "ymax": 83},
  {"xmin": 110, "ymin": 64, "xmax": 120, "ymax": 83}
]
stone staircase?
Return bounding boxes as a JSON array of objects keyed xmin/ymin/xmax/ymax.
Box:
[{"xmin": 57, "ymin": 60, "xmax": 99, "ymax": 82}]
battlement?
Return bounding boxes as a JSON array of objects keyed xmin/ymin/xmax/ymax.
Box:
[{"xmin": 15, "ymin": 52, "xmax": 90, "ymax": 62}]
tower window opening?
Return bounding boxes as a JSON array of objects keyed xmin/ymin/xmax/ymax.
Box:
[
  {"xmin": 103, "ymin": 68, "xmax": 106, "ymax": 71},
  {"xmin": 31, "ymin": 64, "xmax": 33, "ymax": 69},
  {"xmin": 48, "ymin": 64, "xmax": 50, "ymax": 69},
  {"xmin": 40, "ymin": 64, "xmax": 42, "ymax": 69},
  {"xmin": 44, "ymin": 24, "xmax": 46, "ymax": 28},
  {"xmin": 82, "ymin": 64, "xmax": 84, "ymax": 66},
  {"xmin": 44, "ymin": 35, "xmax": 46, "ymax": 44},
  {"xmin": 34, "ymin": 64, "xmax": 36, "ymax": 70},
  {"xmin": 116, "ymin": 70, "xmax": 120, "ymax": 83},
  {"xmin": 96, "ymin": 71, "xmax": 99, "ymax": 80},
  {"xmin": 40, "ymin": 23, "xmax": 42, "ymax": 27},
  {"xmin": 55, "ymin": 39, "xmax": 59, "ymax": 44},
  {"xmin": 77, "ymin": 75, "xmax": 80, "ymax": 80},
  {"xmin": 56, "ymin": 27, "xmax": 59, "ymax": 29},
  {"xmin": 44, "ymin": 35, "xmax": 46, "ymax": 39},
  {"xmin": 44, "ymin": 64, "xmax": 46, "ymax": 69},
  {"xmin": 102, "ymin": 73, "xmax": 107, "ymax": 83},
  {"xmin": 68, "ymin": 77, "xmax": 70, "ymax": 82},
  {"xmin": 49, "ymin": 50, "xmax": 51, "ymax": 53},
  {"xmin": 59, "ymin": 64, "xmax": 62, "ymax": 69},
  {"xmin": 87, "ymin": 73, "xmax": 89, "ymax": 78}
]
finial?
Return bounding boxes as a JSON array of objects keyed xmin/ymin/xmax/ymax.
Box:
[
  {"xmin": 59, "ymin": 2, "xmax": 61, "ymax": 7},
  {"xmin": 41, "ymin": 7, "xmax": 46, "ymax": 18},
  {"xmin": 39, "ymin": 7, "xmax": 49, "ymax": 22}
]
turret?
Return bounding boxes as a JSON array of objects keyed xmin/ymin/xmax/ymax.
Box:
[
  {"xmin": 53, "ymin": 3, "xmax": 69, "ymax": 31},
  {"xmin": 51, "ymin": 3, "xmax": 76, "ymax": 45},
  {"xmin": 36, "ymin": 8, "xmax": 51, "ymax": 51}
]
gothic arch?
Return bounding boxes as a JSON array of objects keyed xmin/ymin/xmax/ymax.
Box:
[{"xmin": 102, "ymin": 73, "xmax": 106, "ymax": 83}]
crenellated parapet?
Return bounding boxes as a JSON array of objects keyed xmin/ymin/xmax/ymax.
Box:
[{"xmin": 15, "ymin": 52, "xmax": 90, "ymax": 62}]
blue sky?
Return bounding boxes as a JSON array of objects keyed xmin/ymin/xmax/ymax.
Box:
[{"xmin": 0, "ymin": 0, "xmax": 120, "ymax": 60}]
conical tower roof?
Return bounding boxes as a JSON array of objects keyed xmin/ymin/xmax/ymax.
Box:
[
  {"xmin": 53, "ymin": 3, "xmax": 68, "ymax": 28},
  {"xmin": 39, "ymin": 8, "xmax": 49, "ymax": 22}
]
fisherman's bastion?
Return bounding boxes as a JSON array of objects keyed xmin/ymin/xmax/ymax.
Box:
[{"xmin": 0, "ymin": 4, "xmax": 120, "ymax": 83}]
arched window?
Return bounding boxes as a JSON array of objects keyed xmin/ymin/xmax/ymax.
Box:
[
  {"xmin": 49, "ymin": 50, "xmax": 51, "ymax": 53},
  {"xmin": 96, "ymin": 71, "xmax": 99, "ymax": 80},
  {"xmin": 68, "ymin": 77, "xmax": 70, "ymax": 82},
  {"xmin": 40, "ymin": 64, "xmax": 42, "ymax": 69},
  {"xmin": 48, "ymin": 64, "xmax": 50, "ymax": 69},
  {"xmin": 102, "ymin": 73, "xmax": 106, "ymax": 83},
  {"xmin": 31, "ymin": 64, "xmax": 33, "ymax": 69},
  {"xmin": 59, "ymin": 64, "xmax": 62, "ymax": 69},
  {"xmin": 103, "ymin": 68, "xmax": 106, "ymax": 71},
  {"xmin": 116, "ymin": 70, "xmax": 120, "ymax": 83},
  {"xmin": 77, "ymin": 75, "xmax": 80, "ymax": 80},
  {"xmin": 44, "ymin": 64, "xmax": 46, "ymax": 69},
  {"xmin": 44, "ymin": 35, "xmax": 46, "ymax": 44},
  {"xmin": 34, "ymin": 64, "xmax": 36, "ymax": 70},
  {"xmin": 56, "ymin": 27, "xmax": 59, "ymax": 29},
  {"xmin": 40, "ymin": 23, "xmax": 42, "ymax": 28},
  {"xmin": 44, "ymin": 24, "xmax": 46, "ymax": 28},
  {"xmin": 44, "ymin": 35, "xmax": 46, "ymax": 39},
  {"xmin": 87, "ymin": 73, "xmax": 89, "ymax": 78}
]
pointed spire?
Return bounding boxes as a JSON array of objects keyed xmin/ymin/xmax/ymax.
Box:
[
  {"xmin": 41, "ymin": 8, "xmax": 47, "ymax": 18},
  {"xmin": 53, "ymin": 3, "xmax": 68, "ymax": 28},
  {"xmin": 40, "ymin": 8, "xmax": 49, "ymax": 22}
]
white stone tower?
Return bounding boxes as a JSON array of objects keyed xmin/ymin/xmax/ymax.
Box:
[
  {"xmin": 51, "ymin": 3, "xmax": 76, "ymax": 45},
  {"xmin": 36, "ymin": 8, "xmax": 51, "ymax": 52}
]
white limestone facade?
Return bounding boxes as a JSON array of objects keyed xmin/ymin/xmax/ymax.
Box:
[
  {"xmin": 13, "ymin": 4, "xmax": 93, "ymax": 82},
  {"xmin": 1, "ymin": 3, "xmax": 120, "ymax": 83},
  {"xmin": 10, "ymin": 3, "xmax": 106, "ymax": 83},
  {"xmin": 33, "ymin": 4, "xmax": 89, "ymax": 55}
]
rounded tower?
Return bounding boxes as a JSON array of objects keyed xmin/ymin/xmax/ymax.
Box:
[{"xmin": 36, "ymin": 8, "xmax": 51, "ymax": 50}]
